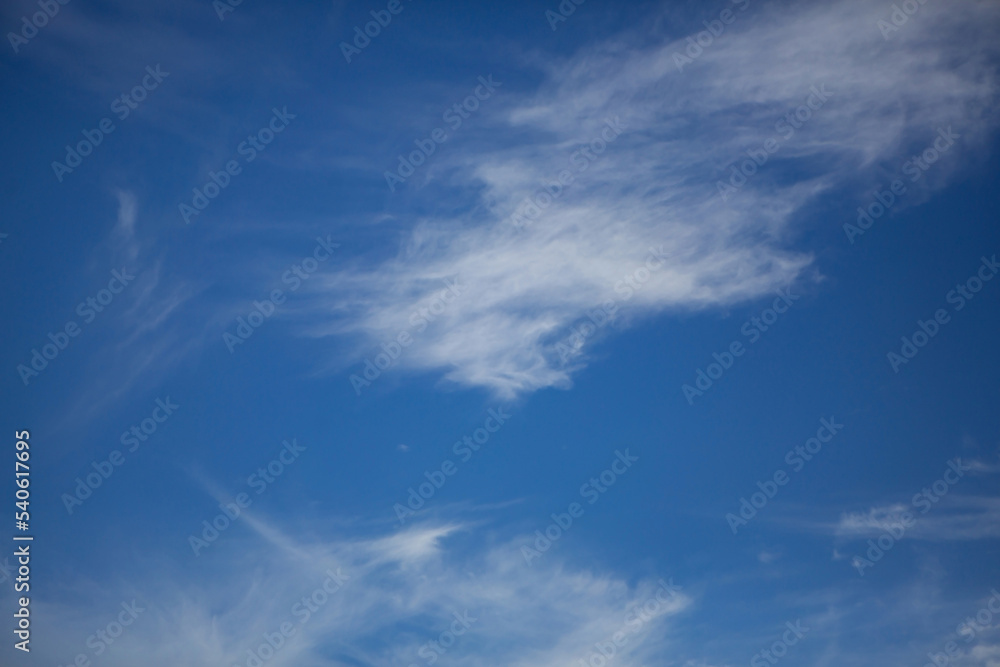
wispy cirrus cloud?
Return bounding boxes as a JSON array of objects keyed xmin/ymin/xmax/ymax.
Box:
[
  {"xmin": 27, "ymin": 517, "xmax": 691, "ymax": 667},
  {"xmin": 48, "ymin": 190, "xmax": 215, "ymax": 429},
  {"xmin": 835, "ymin": 496, "xmax": 1000, "ymax": 542},
  {"xmin": 304, "ymin": 0, "xmax": 1000, "ymax": 397}
]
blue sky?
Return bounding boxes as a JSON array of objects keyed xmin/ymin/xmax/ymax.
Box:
[{"xmin": 1, "ymin": 0, "xmax": 1000, "ymax": 665}]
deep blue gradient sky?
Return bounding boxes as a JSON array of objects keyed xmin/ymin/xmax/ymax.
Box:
[{"xmin": 1, "ymin": 0, "xmax": 999, "ymax": 666}]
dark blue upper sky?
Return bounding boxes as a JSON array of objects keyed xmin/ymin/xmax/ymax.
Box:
[{"xmin": 1, "ymin": 0, "xmax": 999, "ymax": 666}]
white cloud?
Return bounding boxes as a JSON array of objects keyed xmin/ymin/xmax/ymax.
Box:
[
  {"xmin": 49, "ymin": 193, "xmax": 214, "ymax": 429},
  {"xmin": 24, "ymin": 519, "xmax": 691, "ymax": 667},
  {"xmin": 307, "ymin": 0, "xmax": 1000, "ymax": 396},
  {"xmin": 836, "ymin": 496, "xmax": 1000, "ymax": 542}
]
